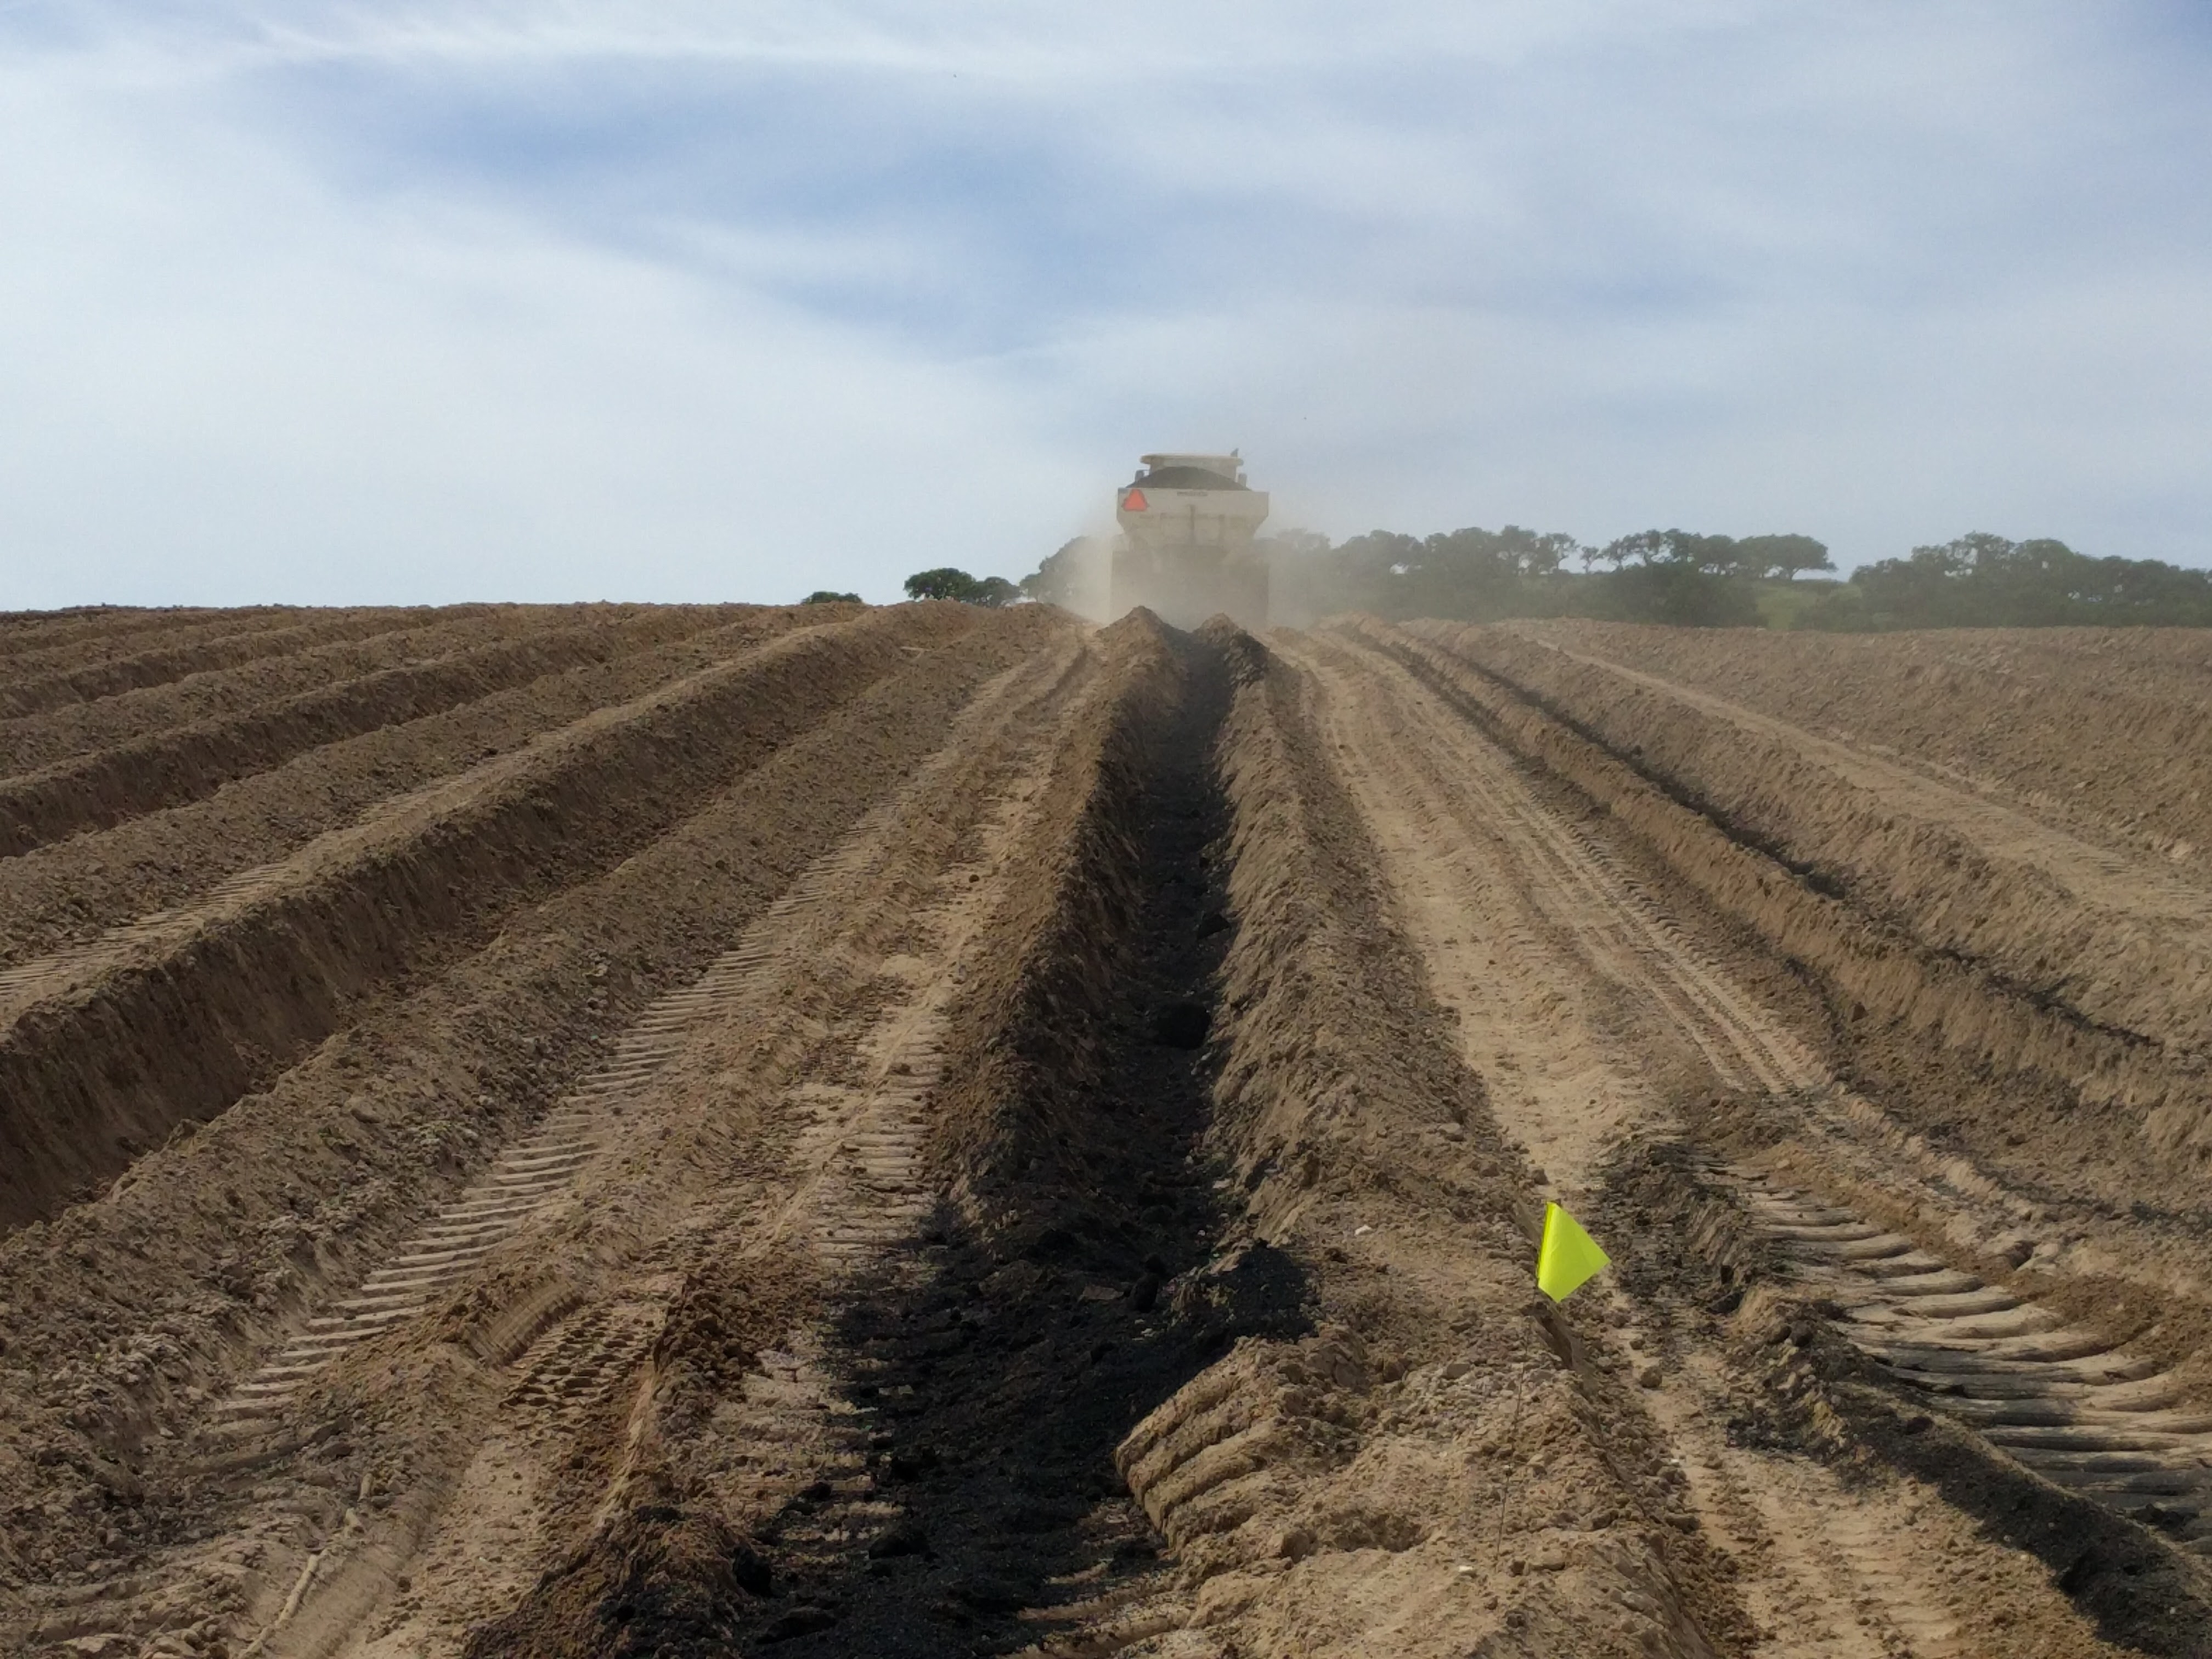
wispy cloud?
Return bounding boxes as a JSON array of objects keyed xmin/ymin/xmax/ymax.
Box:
[{"xmin": 2, "ymin": 1, "xmax": 2207, "ymax": 606}]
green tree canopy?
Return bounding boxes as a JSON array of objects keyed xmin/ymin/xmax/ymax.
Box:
[
  {"xmin": 1594, "ymin": 560, "xmax": 1761, "ymax": 627},
  {"xmin": 1736, "ymin": 534, "xmax": 1834, "ymax": 580},
  {"xmin": 1013, "ymin": 518, "xmax": 2208, "ymax": 631},
  {"xmin": 904, "ymin": 567, "xmax": 978, "ymax": 601},
  {"xmin": 1592, "ymin": 529, "xmax": 1829, "ymax": 580},
  {"xmin": 1820, "ymin": 534, "xmax": 2212, "ymax": 629},
  {"xmin": 1310, "ymin": 524, "xmax": 1585, "ymax": 617},
  {"xmin": 902, "ymin": 568, "xmax": 1023, "ymax": 606}
]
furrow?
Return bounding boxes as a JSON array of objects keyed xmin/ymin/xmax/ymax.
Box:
[
  {"xmin": 0, "ymin": 607, "xmax": 810, "ymax": 973},
  {"xmin": 25, "ymin": 626, "xmax": 1098, "ymax": 1656},
  {"xmin": 0, "ymin": 605, "xmax": 241, "ymax": 658},
  {"xmin": 0, "ymin": 607, "xmax": 479, "ymax": 720},
  {"xmin": 1297, "ymin": 624, "xmax": 2212, "ymax": 1607},
  {"xmin": 0, "ymin": 606, "xmax": 976, "ymax": 1231},
  {"xmin": 0, "ymin": 612, "xmax": 725, "ymax": 848},
  {"xmin": 0, "ymin": 603, "xmax": 728, "ymax": 802},
  {"xmin": 1397, "ymin": 616, "xmax": 2212, "ymax": 1166}
]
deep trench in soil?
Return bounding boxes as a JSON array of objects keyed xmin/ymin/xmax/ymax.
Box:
[{"xmin": 738, "ymin": 630, "xmax": 1308, "ymax": 1655}]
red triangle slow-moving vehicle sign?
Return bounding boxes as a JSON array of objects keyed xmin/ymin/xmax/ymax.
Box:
[{"xmin": 1123, "ymin": 488, "xmax": 1148, "ymax": 511}]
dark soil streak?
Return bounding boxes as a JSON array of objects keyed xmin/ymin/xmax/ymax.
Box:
[{"xmin": 742, "ymin": 625, "xmax": 1291, "ymax": 1655}]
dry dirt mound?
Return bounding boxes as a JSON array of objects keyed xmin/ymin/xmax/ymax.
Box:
[{"xmin": 4, "ymin": 604, "xmax": 2209, "ymax": 1659}]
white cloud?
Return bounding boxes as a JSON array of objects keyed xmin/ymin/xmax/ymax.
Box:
[
  {"xmin": 1, "ymin": 1, "xmax": 2207, "ymax": 607},
  {"xmin": 0, "ymin": 43, "xmax": 1091, "ymax": 605}
]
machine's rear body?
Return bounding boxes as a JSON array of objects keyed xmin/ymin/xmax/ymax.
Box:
[{"xmin": 1111, "ymin": 452, "xmax": 1269, "ymax": 628}]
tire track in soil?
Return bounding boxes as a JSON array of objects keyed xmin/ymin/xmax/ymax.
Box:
[
  {"xmin": 1716, "ymin": 1172, "xmax": 2212, "ymax": 1559},
  {"xmin": 0, "ymin": 610, "xmax": 1063, "ymax": 1614},
  {"xmin": 195, "ymin": 722, "xmax": 1001, "ymax": 1447},
  {"xmin": 1281, "ymin": 629, "xmax": 1967, "ymax": 1654},
  {"xmin": 4, "ymin": 632, "xmax": 1098, "ymax": 1659},
  {"xmin": 0, "ymin": 606, "xmax": 967, "ymax": 1232},
  {"xmin": 1631, "ymin": 1348, "xmax": 1968, "ymax": 1659},
  {"xmin": 293, "ymin": 632, "xmax": 1105, "ymax": 1657},
  {"xmin": 438, "ymin": 618, "xmax": 1251, "ymax": 1659},
  {"xmin": 1288, "ymin": 625, "xmax": 2197, "ymax": 1653}
]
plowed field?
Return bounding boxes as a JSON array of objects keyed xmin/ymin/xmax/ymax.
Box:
[{"xmin": 4, "ymin": 605, "xmax": 2210, "ymax": 1658}]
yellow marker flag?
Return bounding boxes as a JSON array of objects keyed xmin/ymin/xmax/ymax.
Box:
[{"xmin": 1536, "ymin": 1201, "xmax": 1611, "ymax": 1302}]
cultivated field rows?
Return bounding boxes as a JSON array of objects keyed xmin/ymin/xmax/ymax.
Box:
[{"xmin": 2, "ymin": 603, "xmax": 2210, "ymax": 1657}]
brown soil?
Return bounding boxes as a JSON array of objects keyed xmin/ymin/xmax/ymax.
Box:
[
  {"xmin": 1505, "ymin": 620, "xmax": 2212, "ymax": 871},
  {"xmin": 0, "ymin": 607, "xmax": 740, "ymax": 798},
  {"xmin": 0, "ymin": 607, "xmax": 808, "ymax": 967},
  {"xmin": 0, "ymin": 608, "xmax": 239, "ymax": 654},
  {"xmin": 3, "ymin": 604, "xmax": 2210, "ymax": 1659},
  {"xmin": 0, "ymin": 610, "xmax": 488, "ymax": 721}
]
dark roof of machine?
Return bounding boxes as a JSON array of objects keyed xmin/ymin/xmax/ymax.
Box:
[{"xmin": 1133, "ymin": 465, "xmax": 1246, "ymax": 490}]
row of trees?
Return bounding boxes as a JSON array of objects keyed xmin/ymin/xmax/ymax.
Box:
[
  {"xmin": 1581, "ymin": 530, "xmax": 1833, "ymax": 580},
  {"xmin": 1800, "ymin": 534, "xmax": 2212, "ymax": 630},
  {"xmin": 903, "ymin": 529, "xmax": 1829, "ymax": 628},
  {"xmin": 1274, "ymin": 524, "xmax": 1833, "ymax": 627},
  {"xmin": 900, "ymin": 567, "xmax": 1022, "ymax": 606},
  {"xmin": 1272, "ymin": 526, "xmax": 2212, "ymax": 630},
  {"xmin": 881, "ymin": 530, "xmax": 2212, "ymax": 632}
]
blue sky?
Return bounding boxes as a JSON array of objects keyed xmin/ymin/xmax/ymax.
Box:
[{"xmin": 2, "ymin": 1, "xmax": 2207, "ymax": 606}]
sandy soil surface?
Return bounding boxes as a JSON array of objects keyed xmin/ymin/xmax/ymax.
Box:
[{"xmin": 3, "ymin": 605, "xmax": 2209, "ymax": 1658}]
